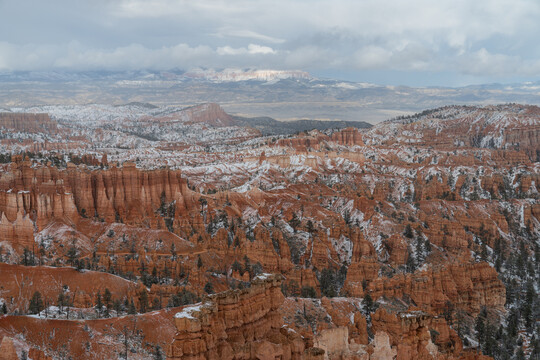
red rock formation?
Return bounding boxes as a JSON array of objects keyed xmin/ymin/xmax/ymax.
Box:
[
  {"xmin": 183, "ymin": 103, "xmax": 237, "ymax": 127},
  {"xmin": 0, "ymin": 113, "xmax": 57, "ymax": 134},
  {"xmin": 331, "ymin": 128, "xmax": 364, "ymax": 146},
  {"xmin": 167, "ymin": 274, "xmax": 311, "ymax": 360},
  {"xmin": 0, "ymin": 162, "xmax": 192, "ymax": 251},
  {"xmin": 369, "ymin": 308, "xmax": 489, "ymax": 360},
  {"xmin": 0, "ymin": 336, "xmax": 19, "ymax": 360},
  {"xmin": 368, "ymin": 104, "xmax": 540, "ymax": 161},
  {"xmin": 365, "ymin": 262, "xmax": 505, "ymax": 315}
]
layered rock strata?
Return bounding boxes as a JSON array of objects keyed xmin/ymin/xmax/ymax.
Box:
[{"xmin": 167, "ymin": 274, "xmax": 311, "ymax": 360}]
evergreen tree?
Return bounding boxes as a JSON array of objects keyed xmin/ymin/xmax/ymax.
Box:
[
  {"xmin": 95, "ymin": 291, "xmax": 103, "ymax": 317},
  {"xmin": 483, "ymin": 324, "xmax": 497, "ymax": 356},
  {"xmin": 232, "ymin": 260, "xmax": 243, "ymax": 273},
  {"xmin": 167, "ymin": 294, "xmax": 180, "ymax": 308},
  {"xmin": 403, "ymin": 224, "xmax": 414, "ymax": 238},
  {"xmin": 523, "ymin": 279, "xmax": 535, "ymax": 330},
  {"xmin": 300, "ymin": 286, "xmax": 317, "ymax": 298},
  {"xmin": 197, "ymin": 255, "xmax": 203, "ymax": 269},
  {"xmin": 152, "ymin": 297, "xmax": 162, "ymax": 310},
  {"xmin": 128, "ymin": 298, "xmax": 137, "ymax": 315},
  {"xmin": 475, "ymin": 306, "xmax": 487, "ymax": 344},
  {"xmin": 57, "ymin": 291, "xmax": 66, "ymax": 313},
  {"xmin": 530, "ymin": 337, "xmax": 540, "ymax": 359},
  {"xmin": 306, "ymin": 220, "xmax": 315, "ymax": 234},
  {"xmin": 506, "ymin": 308, "xmax": 519, "ymax": 338},
  {"xmin": 162, "ymin": 263, "xmax": 171, "ymax": 283},
  {"xmin": 480, "ymin": 242, "xmax": 488, "ymax": 261},
  {"xmin": 113, "ymin": 299, "xmax": 122, "ymax": 314},
  {"xmin": 362, "ymin": 293, "xmax": 377, "ymax": 314},
  {"xmin": 198, "ymin": 197, "xmax": 207, "ymax": 213},
  {"xmin": 170, "ymin": 243, "xmax": 177, "ymax": 260},
  {"xmin": 415, "ymin": 236, "xmax": 424, "ymax": 262},
  {"xmin": 153, "ymin": 345, "xmax": 164, "ymax": 360},
  {"xmin": 515, "ymin": 347, "xmax": 525, "ymax": 360},
  {"xmin": 204, "ymin": 282, "xmax": 214, "ymax": 294},
  {"xmin": 343, "ymin": 209, "xmax": 351, "ymax": 225},
  {"xmin": 424, "ymin": 239, "xmax": 431, "ymax": 253},
  {"xmin": 21, "ymin": 247, "xmax": 35, "ymax": 266},
  {"xmin": 29, "ymin": 291, "xmax": 44, "ymax": 314},
  {"xmin": 103, "ymin": 288, "xmax": 112, "ymax": 317},
  {"xmin": 1, "ymin": 302, "xmax": 7, "ymax": 314},
  {"xmin": 406, "ymin": 251, "xmax": 416, "ymax": 273},
  {"xmin": 442, "ymin": 301, "xmax": 454, "ymax": 322},
  {"xmin": 139, "ymin": 290, "xmax": 149, "ymax": 313},
  {"xmin": 319, "ymin": 268, "xmax": 337, "ymax": 297},
  {"xmin": 66, "ymin": 239, "xmax": 78, "ymax": 266},
  {"xmin": 288, "ymin": 213, "xmax": 300, "ymax": 231}
]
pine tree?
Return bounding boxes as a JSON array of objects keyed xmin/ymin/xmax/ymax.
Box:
[
  {"xmin": 167, "ymin": 295, "xmax": 177, "ymax": 308},
  {"xmin": 475, "ymin": 306, "xmax": 487, "ymax": 344},
  {"xmin": 515, "ymin": 347, "xmax": 525, "ymax": 360},
  {"xmin": 232, "ymin": 260, "xmax": 243, "ymax": 273},
  {"xmin": 204, "ymin": 282, "xmax": 214, "ymax": 294},
  {"xmin": 319, "ymin": 268, "xmax": 337, "ymax": 297},
  {"xmin": 523, "ymin": 280, "xmax": 535, "ymax": 330},
  {"xmin": 57, "ymin": 291, "xmax": 66, "ymax": 313},
  {"xmin": 128, "ymin": 298, "xmax": 137, "ymax": 315},
  {"xmin": 343, "ymin": 210, "xmax": 351, "ymax": 225},
  {"xmin": 170, "ymin": 243, "xmax": 177, "ymax": 260},
  {"xmin": 300, "ymin": 286, "xmax": 317, "ymax": 298},
  {"xmin": 483, "ymin": 324, "xmax": 497, "ymax": 356},
  {"xmin": 424, "ymin": 239, "xmax": 431, "ymax": 253},
  {"xmin": 406, "ymin": 251, "xmax": 416, "ymax": 273},
  {"xmin": 29, "ymin": 291, "xmax": 44, "ymax": 314},
  {"xmin": 288, "ymin": 213, "xmax": 300, "ymax": 231},
  {"xmin": 95, "ymin": 291, "xmax": 103, "ymax": 317},
  {"xmin": 139, "ymin": 290, "xmax": 149, "ymax": 313},
  {"xmin": 362, "ymin": 293, "xmax": 376, "ymax": 314},
  {"xmin": 306, "ymin": 220, "xmax": 315, "ymax": 234},
  {"xmin": 103, "ymin": 288, "xmax": 112, "ymax": 317},
  {"xmin": 153, "ymin": 345, "xmax": 164, "ymax": 360},
  {"xmin": 415, "ymin": 237, "xmax": 424, "ymax": 262},
  {"xmin": 21, "ymin": 247, "xmax": 34, "ymax": 266},
  {"xmin": 404, "ymin": 224, "xmax": 413, "ymax": 238},
  {"xmin": 480, "ymin": 242, "xmax": 488, "ymax": 261},
  {"xmin": 152, "ymin": 297, "xmax": 162, "ymax": 310},
  {"xmin": 114, "ymin": 299, "xmax": 122, "ymax": 314},
  {"xmin": 66, "ymin": 239, "xmax": 78, "ymax": 266},
  {"xmin": 1, "ymin": 302, "xmax": 7, "ymax": 314}
]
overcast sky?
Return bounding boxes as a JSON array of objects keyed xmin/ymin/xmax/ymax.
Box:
[{"xmin": 1, "ymin": 0, "xmax": 540, "ymax": 86}]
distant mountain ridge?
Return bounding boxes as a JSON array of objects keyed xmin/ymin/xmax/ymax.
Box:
[
  {"xmin": 2, "ymin": 69, "xmax": 540, "ymax": 123},
  {"xmin": 0, "ymin": 68, "xmax": 313, "ymax": 83},
  {"xmin": 182, "ymin": 68, "xmax": 312, "ymax": 82}
]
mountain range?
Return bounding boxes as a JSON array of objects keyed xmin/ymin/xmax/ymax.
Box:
[{"xmin": 2, "ymin": 69, "xmax": 540, "ymax": 123}]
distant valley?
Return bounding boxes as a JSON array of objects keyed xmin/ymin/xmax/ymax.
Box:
[{"xmin": 2, "ymin": 69, "xmax": 540, "ymax": 123}]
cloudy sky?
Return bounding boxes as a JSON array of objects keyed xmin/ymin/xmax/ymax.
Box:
[{"xmin": 1, "ymin": 0, "xmax": 540, "ymax": 86}]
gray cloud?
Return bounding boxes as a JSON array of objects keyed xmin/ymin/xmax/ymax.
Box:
[{"xmin": 1, "ymin": 0, "xmax": 540, "ymax": 85}]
